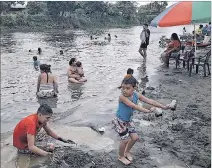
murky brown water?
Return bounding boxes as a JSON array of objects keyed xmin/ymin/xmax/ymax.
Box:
[{"xmin": 1, "ymin": 25, "xmax": 195, "ymax": 167}]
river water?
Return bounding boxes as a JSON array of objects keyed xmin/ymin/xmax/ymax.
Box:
[{"xmin": 1, "ymin": 25, "xmax": 195, "ymax": 134}]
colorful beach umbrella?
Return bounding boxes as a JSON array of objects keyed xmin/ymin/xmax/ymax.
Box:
[{"xmin": 150, "ymin": 1, "xmax": 211, "ymax": 27}]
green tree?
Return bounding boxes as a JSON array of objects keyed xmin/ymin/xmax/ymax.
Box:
[
  {"xmin": 116, "ymin": 1, "xmax": 137, "ymax": 20},
  {"xmin": 27, "ymin": 1, "xmax": 47, "ymax": 15},
  {"xmin": 47, "ymin": 1, "xmax": 77, "ymax": 17},
  {"xmin": 81, "ymin": 1, "xmax": 107, "ymax": 15}
]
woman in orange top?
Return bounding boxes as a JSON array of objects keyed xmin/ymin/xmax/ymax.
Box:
[{"xmin": 161, "ymin": 33, "xmax": 181, "ymax": 66}]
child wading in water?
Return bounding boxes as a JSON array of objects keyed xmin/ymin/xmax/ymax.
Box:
[
  {"xmin": 118, "ymin": 68, "xmax": 138, "ymax": 89},
  {"xmin": 112, "ymin": 76, "xmax": 176, "ymax": 165}
]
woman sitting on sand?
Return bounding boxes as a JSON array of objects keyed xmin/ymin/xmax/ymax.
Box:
[
  {"xmin": 67, "ymin": 58, "xmax": 87, "ymax": 84},
  {"xmin": 37, "ymin": 64, "xmax": 58, "ymax": 98},
  {"xmin": 160, "ymin": 33, "xmax": 181, "ymax": 66}
]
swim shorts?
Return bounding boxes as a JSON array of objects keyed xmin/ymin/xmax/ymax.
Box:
[
  {"xmin": 112, "ymin": 117, "xmax": 136, "ymax": 140},
  {"xmin": 140, "ymin": 43, "xmax": 148, "ymax": 49}
]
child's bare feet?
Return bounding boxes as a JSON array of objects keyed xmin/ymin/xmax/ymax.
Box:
[
  {"xmin": 125, "ymin": 152, "xmax": 133, "ymax": 161},
  {"xmin": 118, "ymin": 156, "xmax": 131, "ymax": 165}
]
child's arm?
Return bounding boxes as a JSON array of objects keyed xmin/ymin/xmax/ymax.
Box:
[
  {"xmin": 137, "ymin": 93, "xmax": 168, "ymax": 110},
  {"xmin": 119, "ymin": 95, "xmax": 151, "ymax": 113}
]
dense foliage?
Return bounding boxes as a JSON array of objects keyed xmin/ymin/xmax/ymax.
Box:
[{"xmin": 0, "ymin": 1, "xmax": 168, "ymax": 29}]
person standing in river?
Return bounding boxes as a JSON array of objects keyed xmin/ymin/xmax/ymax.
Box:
[{"xmin": 139, "ymin": 24, "xmax": 150, "ymax": 61}]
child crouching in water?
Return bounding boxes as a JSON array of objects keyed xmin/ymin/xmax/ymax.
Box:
[
  {"xmin": 118, "ymin": 68, "xmax": 138, "ymax": 89},
  {"xmin": 112, "ymin": 76, "xmax": 176, "ymax": 165}
]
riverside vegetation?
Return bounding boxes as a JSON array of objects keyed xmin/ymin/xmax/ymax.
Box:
[{"xmin": 0, "ymin": 1, "xmax": 168, "ymax": 30}]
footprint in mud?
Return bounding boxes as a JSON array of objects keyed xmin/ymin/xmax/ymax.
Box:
[
  {"xmin": 187, "ymin": 104, "xmax": 198, "ymax": 109},
  {"xmin": 143, "ymin": 114, "xmax": 155, "ymax": 121},
  {"xmin": 164, "ymin": 73, "xmax": 175, "ymax": 76},
  {"xmin": 146, "ymin": 86, "xmax": 155, "ymax": 90},
  {"xmin": 170, "ymin": 123, "xmax": 184, "ymax": 132}
]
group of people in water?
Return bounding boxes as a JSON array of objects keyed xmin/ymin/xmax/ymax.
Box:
[
  {"xmin": 13, "ymin": 25, "xmax": 178, "ymax": 166},
  {"xmin": 90, "ymin": 33, "xmax": 117, "ymax": 41}
]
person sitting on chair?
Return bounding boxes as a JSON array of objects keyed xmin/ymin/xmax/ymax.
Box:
[{"xmin": 160, "ymin": 33, "xmax": 181, "ymax": 67}]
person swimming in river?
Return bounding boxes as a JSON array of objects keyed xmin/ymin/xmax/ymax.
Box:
[
  {"xmin": 37, "ymin": 64, "xmax": 58, "ymax": 98},
  {"xmin": 33, "ymin": 56, "xmax": 40, "ymax": 69},
  {"xmin": 112, "ymin": 76, "xmax": 177, "ymax": 165},
  {"xmin": 67, "ymin": 58, "xmax": 87, "ymax": 84},
  {"xmin": 38, "ymin": 47, "xmax": 42, "ymax": 54},
  {"xmin": 107, "ymin": 33, "xmax": 111, "ymax": 41},
  {"xmin": 76, "ymin": 61, "xmax": 85, "ymax": 77},
  {"xmin": 13, "ymin": 104, "xmax": 74, "ymax": 156},
  {"xmin": 60, "ymin": 50, "xmax": 63, "ymax": 55}
]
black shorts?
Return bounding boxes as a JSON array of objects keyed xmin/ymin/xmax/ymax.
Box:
[{"xmin": 140, "ymin": 43, "xmax": 147, "ymax": 49}]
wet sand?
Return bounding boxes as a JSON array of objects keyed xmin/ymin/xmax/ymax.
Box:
[{"xmin": 1, "ymin": 25, "xmax": 210, "ymax": 167}]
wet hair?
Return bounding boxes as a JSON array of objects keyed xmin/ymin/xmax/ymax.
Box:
[
  {"xmin": 60, "ymin": 50, "xmax": 63, "ymax": 55},
  {"xmin": 33, "ymin": 56, "xmax": 37, "ymax": 61},
  {"xmin": 40, "ymin": 64, "xmax": 51, "ymax": 73},
  {"xmin": 69, "ymin": 58, "xmax": 76, "ymax": 66},
  {"xmin": 144, "ymin": 24, "xmax": 148, "ymax": 27},
  {"xmin": 76, "ymin": 61, "xmax": 82, "ymax": 67},
  {"xmin": 37, "ymin": 104, "xmax": 53, "ymax": 115},
  {"xmin": 171, "ymin": 33, "xmax": 181, "ymax": 46},
  {"xmin": 122, "ymin": 76, "xmax": 137, "ymax": 88},
  {"xmin": 38, "ymin": 47, "xmax": 42, "ymax": 54},
  {"xmin": 127, "ymin": 68, "xmax": 134, "ymax": 75}
]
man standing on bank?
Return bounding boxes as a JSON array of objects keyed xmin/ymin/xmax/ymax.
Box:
[{"xmin": 139, "ymin": 24, "xmax": 150, "ymax": 61}]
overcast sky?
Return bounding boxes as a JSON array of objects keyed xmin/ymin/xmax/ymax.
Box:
[
  {"xmin": 137, "ymin": 1, "xmax": 174, "ymax": 7},
  {"xmin": 109, "ymin": 1, "xmax": 175, "ymax": 8}
]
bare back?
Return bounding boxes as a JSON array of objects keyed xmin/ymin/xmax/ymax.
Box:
[{"xmin": 40, "ymin": 73, "xmax": 55, "ymax": 84}]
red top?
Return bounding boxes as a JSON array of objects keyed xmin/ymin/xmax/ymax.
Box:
[
  {"xmin": 167, "ymin": 40, "xmax": 181, "ymax": 52},
  {"xmin": 13, "ymin": 114, "xmax": 46, "ymax": 149}
]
